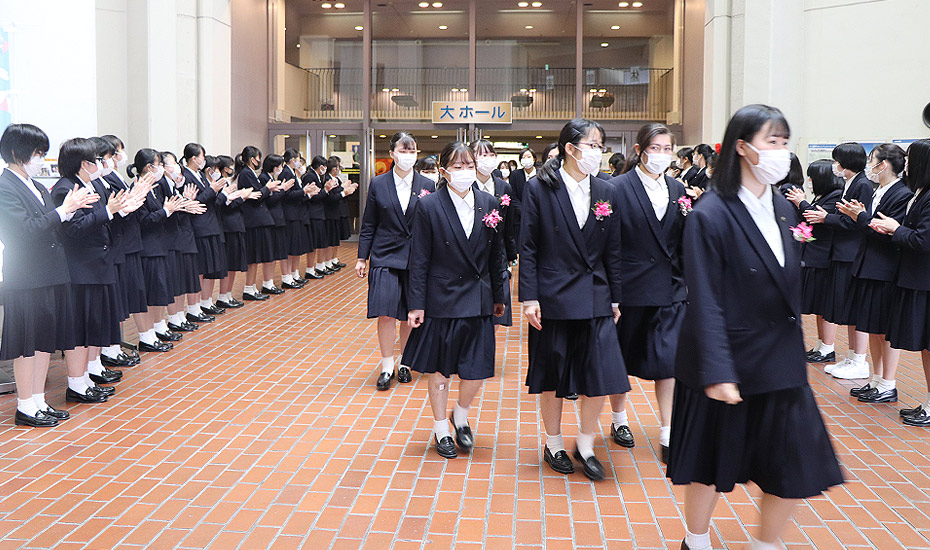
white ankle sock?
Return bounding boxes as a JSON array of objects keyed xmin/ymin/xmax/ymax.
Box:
[
  {"xmin": 685, "ymin": 529, "xmax": 712, "ymax": 550},
  {"xmin": 86, "ymin": 357, "xmax": 104, "ymax": 376},
  {"xmin": 546, "ymin": 433, "xmax": 565, "ymax": 454},
  {"xmin": 452, "ymin": 404, "xmax": 470, "ymax": 428},
  {"xmin": 221, "ymin": 292, "xmax": 233, "ymax": 302},
  {"xmin": 381, "ymin": 357, "xmax": 395, "ymax": 374},
  {"xmin": 326, "ymin": 260, "xmax": 335, "ymax": 267},
  {"xmin": 433, "ymin": 419, "xmax": 451, "ymax": 439},
  {"xmin": 820, "ymin": 343, "xmax": 835, "ymax": 354},
  {"xmin": 851, "ymin": 352, "xmax": 868, "ymax": 365},
  {"xmin": 169, "ymin": 312, "xmax": 185, "ymax": 325},
  {"xmin": 139, "ymin": 329, "xmax": 158, "ymax": 346},
  {"xmin": 102, "ymin": 344, "xmax": 121, "ymax": 358},
  {"xmin": 282, "ymin": 274, "xmax": 294, "ymax": 284},
  {"xmin": 244, "ymin": 285, "xmax": 257, "ymax": 294},
  {"xmin": 33, "ymin": 393, "xmax": 48, "ymax": 411},
  {"xmin": 68, "ymin": 376, "xmax": 89, "ymax": 393},
  {"xmin": 200, "ymin": 299, "xmax": 213, "ymax": 309},
  {"xmin": 659, "ymin": 426, "xmax": 671, "ymax": 447},
  {"xmin": 877, "ymin": 378, "xmax": 896, "ymax": 392},
  {"xmin": 869, "ymin": 374, "xmax": 881, "ymax": 389},
  {"xmin": 292, "ymin": 269, "xmax": 301, "ymax": 278},
  {"xmin": 750, "ymin": 537, "xmax": 784, "ymax": 550},
  {"xmin": 17, "ymin": 397, "xmax": 39, "ymax": 416},
  {"xmin": 262, "ymin": 279, "xmax": 274, "ymax": 289},
  {"xmin": 82, "ymin": 372, "xmax": 94, "ymax": 387},
  {"xmin": 611, "ymin": 410, "xmax": 628, "ymax": 428},
  {"xmin": 316, "ymin": 263, "xmax": 326, "ymax": 271},
  {"xmin": 576, "ymin": 432, "xmax": 595, "ymax": 459},
  {"xmin": 186, "ymin": 304, "xmax": 202, "ymax": 316}
]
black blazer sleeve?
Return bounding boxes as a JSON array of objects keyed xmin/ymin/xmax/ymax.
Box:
[
  {"xmin": 406, "ymin": 201, "xmax": 431, "ymax": 312},
  {"xmin": 517, "ymin": 179, "xmax": 540, "ymax": 302},
  {"xmin": 357, "ymin": 178, "xmax": 381, "ymax": 260}
]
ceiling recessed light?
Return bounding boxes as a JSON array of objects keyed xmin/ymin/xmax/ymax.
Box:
[
  {"xmin": 296, "ymin": 43, "xmax": 301, "ymax": 48},
  {"xmin": 334, "ymin": 2, "xmax": 345, "ymax": 8},
  {"xmin": 460, "ymin": 89, "xmax": 467, "ymax": 93},
  {"xmin": 529, "ymin": 88, "xmax": 537, "ymax": 92},
  {"xmin": 419, "ymin": 1, "xmax": 429, "ymax": 6},
  {"xmin": 611, "ymin": 25, "xmax": 620, "ymax": 30},
  {"xmin": 531, "ymin": 1, "xmax": 542, "ymax": 6},
  {"xmin": 382, "ymin": 87, "xmax": 389, "ymax": 92},
  {"xmin": 600, "ymin": 42, "xmax": 609, "ymax": 47},
  {"xmin": 520, "ymin": 88, "xmax": 527, "ymax": 92},
  {"xmin": 329, "ymin": 134, "xmax": 336, "ymax": 138},
  {"xmin": 321, "ymin": 2, "xmax": 332, "ymax": 7},
  {"xmin": 618, "ymin": 1, "xmax": 629, "ymax": 6},
  {"xmin": 355, "ymin": 25, "xmax": 363, "ymax": 30},
  {"xmin": 632, "ymin": 1, "xmax": 643, "ymax": 6},
  {"xmin": 535, "ymin": 136, "xmax": 543, "ymax": 139},
  {"xmin": 379, "ymin": 134, "xmax": 386, "ymax": 138},
  {"xmin": 431, "ymin": 135, "xmax": 439, "ymax": 139},
  {"xmin": 391, "ymin": 88, "xmax": 399, "ymax": 92},
  {"xmin": 525, "ymin": 25, "xmax": 534, "ymax": 29},
  {"xmin": 452, "ymin": 88, "xmax": 459, "ymax": 92},
  {"xmin": 589, "ymin": 88, "xmax": 598, "ymax": 93},
  {"xmin": 438, "ymin": 25, "xmax": 448, "ymax": 29},
  {"xmin": 598, "ymin": 88, "xmax": 607, "ymax": 93},
  {"xmin": 518, "ymin": 1, "xmax": 529, "ymax": 6},
  {"xmin": 432, "ymin": 1, "xmax": 443, "ymax": 6}
]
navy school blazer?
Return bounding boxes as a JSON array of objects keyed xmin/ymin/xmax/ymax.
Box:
[
  {"xmin": 0, "ymin": 169, "xmax": 71, "ymax": 290},
  {"xmin": 407, "ymin": 184, "xmax": 506, "ymax": 317},
  {"xmin": 104, "ymin": 171, "xmax": 144, "ymax": 256},
  {"xmin": 892, "ymin": 188, "xmax": 930, "ymax": 291},
  {"xmin": 302, "ymin": 169, "xmax": 328, "ymax": 221},
  {"xmin": 138, "ymin": 177, "xmax": 172, "ymax": 258},
  {"xmin": 258, "ymin": 172, "xmax": 287, "ymax": 227},
  {"xmin": 518, "ymin": 172, "xmax": 623, "ymax": 320},
  {"xmin": 477, "ymin": 175, "xmax": 517, "ymax": 263},
  {"xmin": 357, "ymin": 170, "xmax": 436, "ymax": 269},
  {"xmin": 674, "ymin": 189, "xmax": 806, "ymax": 396},
  {"xmin": 183, "ymin": 166, "xmax": 223, "ymax": 239},
  {"xmin": 795, "ymin": 188, "xmax": 843, "ymax": 269},
  {"xmin": 50, "ymin": 176, "xmax": 117, "ymax": 285},
  {"xmin": 822, "ymin": 171, "xmax": 874, "ymax": 262},
  {"xmin": 237, "ymin": 169, "xmax": 275, "ymax": 229},
  {"xmin": 851, "ymin": 180, "xmax": 913, "ymax": 282},
  {"xmin": 610, "ymin": 169, "xmax": 687, "ymax": 307},
  {"xmin": 281, "ymin": 165, "xmax": 310, "ymax": 223}
]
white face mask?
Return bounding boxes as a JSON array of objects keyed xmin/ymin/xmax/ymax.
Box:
[
  {"xmin": 500, "ymin": 168, "xmax": 510, "ymax": 179},
  {"xmin": 152, "ymin": 165, "xmax": 165, "ymax": 181},
  {"xmin": 297, "ymin": 164, "xmax": 306, "ymax": 176},
  {"xmin": 642, "ymin": 151, "xmax": 673, "ymax": 175},
  {"xmin": 393, "ymin": 152, "xmax": 417, "ymax": 172},
  {"xmin": 446, "ymin": 169, "xmax": 476, "ymax": 192},
  {"xmin": 476, "ymin": 156, "xmax": 498, "ymax": 177},
  {"xmin": 273, "ymin": 168, "xmax": 283, "ymax": 179},
  {"xmin": 196, "ymin": 157, "xmax": 206, "ymax": 170},
  {"xmin": 744, "ymin": 143, "xmax": 791, "ymax": 186},
  {"xmin": 865, "ymin": 161, "xmax": 885, "ymax": 184},
  {"xmin": 25, "ymin": 155, "xmax": 44, "ymax": 178},
  {"xmin": 101, "ymin": 158, "xmax": 115, "ymax": 177},
  {"xmin": 832, "ymin": 162, "xmax": 845, "ymax": 178},
  {"xmin": 422, "ymin": 172, "xmax": 439, "ymax": 184},
  {"xmin": 87, "ymin": 160, "xmax": 104, "ymax": 180},
  {"xmin": 521, "ymin": 158, "xmax": 535, "ymax": 170},
  {"xmin": 569, "ymin": 144, "xmax": 602, "ymax": 176},
  {"xmin": 116, "ymin": 151, "xmax": 129, "ymax": 168},
  {"xmin": 166, "ymin": 164, "xmax": 181, "ymax": 178},
  {"xmin": 209, "ymin": 169, "xmax": 220, "ymax": 181}
]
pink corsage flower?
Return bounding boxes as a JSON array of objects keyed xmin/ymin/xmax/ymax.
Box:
[
  {"xmin": 499, "ymin": 193, "xmax": 511, "ymax": 206},
  {"xmin": 790, "ymin": 222, "xmax": 816, "ymax": 243},
  {"xmin": 483, "ymin": 209, "xmax": 503, "ymax": 230},
  {"xmin": 677, "ymin": 196, "xmax": 693, "ymax": 216},
  {"xmin": 418, "ymin": 189, "xmax": 431, "ymax": 198},
  {"xmin": 592, "ymin": 200, "xmax": 613, "ymax": 221}
]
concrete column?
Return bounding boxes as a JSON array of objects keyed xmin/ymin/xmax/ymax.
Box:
[{"xmin": 197, "ymin": 0, "xmax": 232, "ymax": 154}]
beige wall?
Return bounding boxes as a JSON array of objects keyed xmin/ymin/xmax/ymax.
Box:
[{"xmin": 231, "ymin": 0, "xmax": 269, "ymax": 153}]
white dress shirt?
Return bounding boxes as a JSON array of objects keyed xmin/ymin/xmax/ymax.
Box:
[
  {"xmin": 842, "ymin": 172, "xmax": 858, "ymax": 197},
  {"xmin": 7, "ymin": 168, "xmax": 73, "ymax": 222},
  {"xmin": 634, "ymin": 166, "xmax": 669, "ymax": 220},
  {"xmin": 559, "ymin": 167, "xmax": 591, "ymax": 228},
  {"xmin": 393, "ymin": 169, "xmax": 412, "ymax": 213},
  {"xmin": 477, "ymin": 176, "xmax": 496, "ymax": 197},
  {"xmin": 871, "ymin": 179, "xmax": 900, "ymax": 214},
  {"xmin": 449, "ymin": 188, "xmax": 475, "ymax": 238},
  {"xmin": 737, "ymin": 184, "xmax": 785, "ymax": 268}
]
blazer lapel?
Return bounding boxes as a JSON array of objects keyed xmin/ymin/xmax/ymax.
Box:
[
  {"xmin": 723, "ymin": 194, "xmax": 793, "ymax": 307},
  {"xmin": 628, "ymin": 172, "xmax": 671, "ymax": 256},
  {"xmin": 661, "ymin": 178, "xmax": 683, "ymax": 231},
  {"xmin": 554, "ymin": 176, "xmax": 593, "ymax": 269},
  {"xmin": 774, "ymin": 196, "xmax": 800, "ymax": 309},
  {"xmin": 469, "ymin": 185, "xmax": 485, "ymax": 253},
  {"xmin": 2, "ymin": 169, "xmax": 47, "ymax": 211},
  {"xmin": 438, "ymin": 186, "xmax": 479, "ymax": 271}
]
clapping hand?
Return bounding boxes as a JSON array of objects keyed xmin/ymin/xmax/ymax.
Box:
[
  {"xmin": 61, "ymin": 184, "xmax": 99, "ymax": 214},
  {"xmin": 281, "ymin": 178, "xmax": 296, "ymax": 191},
  {"xmin": 802, "ymin": 205, "xmax": 828, "ymax": 224},
  {"xmin": 837, "ymin": 198, "xmax": 865, "ymax": 220},
  {"xmin": 106, "ymin": 189, "xmax": 129, "ymax": 215},
  {"xmin": 869, "ymin": 212, "xmax": 900, "ymax": 235},
  {"xmin": 785, "ymin": 187, "xmax": 806, "ymax": 207}
]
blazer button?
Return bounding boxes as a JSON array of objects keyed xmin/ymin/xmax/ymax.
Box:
[
  {"xmin": 554, "ymin": 226, "xmax": 560, "ymax": 232},
  {"xmin": 586, "ymin": 268, "xmax": 592, "ymax": 274},
  {"xmin": 103, "ymin": 245, "xmax": 108, "ymax": 250},
  {"xmin": 475, "ymin": 275, "xmax": 480, "ymax": 280},
  {"xmin": 445, "ymin": 241, "xmax": 451, "ymax": 246},
  {"xmin": 749, "ymin": 268, "xmax": 758, "ymax": 274},
  {"xmin": 569, "ymin": 268, "xmax": 576, "ymax": 274},
  {"xmin": 788, "ymin": 316, "xmax": 797, "ymax": 323},
  {"xmin": 649, "ymin": 257, "xmax": 656, "ymax": 264}
]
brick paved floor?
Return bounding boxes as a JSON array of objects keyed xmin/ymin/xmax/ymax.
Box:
[{"xmin": 1, "ymin": 244, "xmax": 929, "ymax": 549}]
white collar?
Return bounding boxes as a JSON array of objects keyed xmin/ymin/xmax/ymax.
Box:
[
  {"xmin": 634, "ymin": 165, "xmax": 665, "ymax": 189},
  {"xmin": 737, "ymin": 183, "xmax": 775, "ymax": 214},
  {"xmin": 392, "ymin": 168, "xmax": 413, "ymax": 187},
  {"xmin": 559, "ymin": 167, "xmax": 590, "ymax": 193}
]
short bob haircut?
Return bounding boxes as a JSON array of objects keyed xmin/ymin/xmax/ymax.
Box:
[
  {"xmin": 832, "ymin": 142, "xmax": 867, "ymax": 173},
  {"xmin": 906, "ymin": 139, "xmax": 930, "ymax": 193},
  {"xmin": 182, "ymin": 143, "xmax": 205, "ymax": 163},
  {"xmin": 283, "ymin": 147, "xmax": 301, "ymax": 163},
  {"xmin": 91, "ymin": 136, "xmax": 116, "ymax": 158},
  {"xmin": 262, "ymin": 154, "xmax": 285, "ymax": 174},
  {"xmin": 776, "ymin": 152, "xmax": 804, "ymax": 189},
  {"xmin": 714, "ymin": 104, "xmax": 791, "ymax": 198},
  {"xmin": 0, "ymin": 123, "xmax": 50, "ymax": 165},
  {"xmin": 58, "ymin": 137, "xmax": 98, "ymax": 180},
  {"xmin": 415, "ymin": 156, "xmax": 438, "ymax": 173},
  {"xmin": 310, "ymin": 155, "xmax": 327, "ymax": 170},
  {"xmin": 808, "ymin": 159, "xmax": 841, "ymax": 197}
]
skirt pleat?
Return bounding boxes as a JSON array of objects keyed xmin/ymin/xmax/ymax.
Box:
[
  {"xmin": 141, "ymin": 255, "xmax": 172, "ymax": 307},
  {"xmin": 310, "ymin": 219, "xmax": 328, "ymax": 250},
  {"xmin": 224, "ymin": 231, "xmax": 248, "ymax": 272},
  {"xmin": 286, "ymin": 220, "xmax": 313, "ymax": 256},
  {"xmin": 822, "ymin": 261, "xmax": 855, "ymax": 325},
  {"xmin": 402, "ymin": 316, "xmax": 495, "ymax": 380},
  {"xmin": 339, "ymin": 216, "xmax": 351, "ymax": 240},
  {"xmin": 175, "ymin": 252, "xmax": 202, "ymax": 296},
  {"xmin": 886, "ymin": 286, "xmax": 930, "ymax": 352},
  {"xmin": 326, "ymin": 219, "xmax": 341, "ymax": 247},
  {"xmin": 164, "ymin": 250, "xmax": 182, "ymax": 298},
  {"xmin": 618, "ymin": 302, "xmax": 685, "ymax": 381},
  {"xmin": 849, "ymin": 277, "xmax": 892, "ymax": 335},
  {"xmin": 0, "ymin": 284, "xmax": 76, "ymax": 359},
  {"xmin": 367, "ymin": 267, "xmax": 408, "ymax": 320},
  {"xmin": 196, "ymin": 234, "xmax": 228, "ymax": 279},
  {"xmin": 71, "ymin": 283, "xmax": 122, "ymax": 348},
  {"xmin": 801, "ymin": 266, "xmax": 830, "ymax": 316},
  {"xmin": 119, "ymin": 252, "xmax": 149, "ymax": 315},
  {"xmin": 272, "ymin": 225, "xmax": 288, "ymax": 261},
  {"xmin": 245, "ymin": 226, "xmax": 276, "ymax": 265}
]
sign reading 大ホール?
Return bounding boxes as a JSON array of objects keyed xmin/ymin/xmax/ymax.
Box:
[{"xmin": 432, "ymin": 101, "xmax": 512, "ymax": 124}]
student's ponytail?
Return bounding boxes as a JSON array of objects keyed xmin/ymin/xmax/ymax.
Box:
[
  {"xmin": 538, "ymin": 118, "xmax": 605, "ymax": 190},
  {"xmin": 234, "ymin": 146, "xmax": 262, "ymax": 178},
  {"xmin": 129, "ymin": 148, "xmax": 160, "ymax": 180}
]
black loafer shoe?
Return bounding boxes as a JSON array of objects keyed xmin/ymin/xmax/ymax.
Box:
[
  {"xmin": 321, "ymin": 267, "xmax": 336, "ymax": 275},
  {"xmin": 66, "ymin": 387, "xmax": 109, "ymax": 403},
  {"xmin": 202, "ymin": 304, "xmax": 225, "ymax": 315},
  {"xmin": 564, "ymin": 393, "xmax": 579, "ymax": 401},
  {"xmin": 376, "ymin": 371, "xmax": 394, "ymax": 391},
  {"xmin": 281, "ymin": 282, "xmax": 303, "ymax": 290},
  {"xmin": 186, "ymin": 312, "xmax": 215, "ymax": 323},
  {"xmin": 156, "ymin": 330, "xmax": 183, "ymax": 342},
  {"xmin": 858, "ymin": 387, "xmax": 898, "ymax": 403},
  {"xmin": 334, "ymin": 261, "xmax": 347, "ymax": 268},
  {"xmin": 168, "ymin": 321, "xmax": 198, "ymax": 332},
  {"xmin": 610, "ymin": 424, "xmax": 635, "ymax": 448},
  {"xmin": 397, "ymin": 366, "xmax": 412, "ymax": 383},
  {"xmin": 41, "ymin": 405, "xmax": 70, "ymax": 420},
  {"xmin": 661, "ymin": 444, "xmax": 670, "ymax": 464},
  {"xmin": 806, "ymin": 351, "xmax": 836, "ymax": 363},
  {"xmin": 101, "ymin": 353, "xmax": 134, "ymax": 368},
  {"xmin": 543, "ymin": 447, "xmax": 574, "ymax": 474},
  {"xmin": 294, "ymin": 276, "xmax": 309, "ymax": 285},
  {"xmin": 242, "ymin": 291, "xmax": 269, "ymax": 301},
  {"xmin": 900, "ymin": 404, "xmax": 924, "ymax": 418},
  {"xmin": 89, "ymin": 368, "xmax": 122, "ymax": 385},
  {"xmin": 903, "ymin": 409, "xmax": 930, "ymax": 426},
  {"xmin": 572, "ymin": 450, "xmax": 605, "ymax": 481},
  {"xmin": 121, "ymin": 341, "xmax": 139, "ymax": 352},
  {"xmin": 452, "ymin": 417, "xmax": 474, "ymax": 451},
  {"xmin": 90, "ymin": 384, "xmax": 115, "ymax": 396},
  {"xmin": 305, "ymin": 271, "xmax": 324, "ymax": 280},
  {"xmin": 15, "ymin": 409, "xmax": 58, "ymax": 427},
  {"xmin": 260, "ymin": 286, "xmax": 285, "ymax": 295},
  {"xmin": 435, "ymin": 435, "xmax": 458, "ymax": 459},
  {"xmin": 139, "ymin": 340, "xmax": 173, "ymax": 352},
  {"xmin": 216, "ymin": 299, "xmax": 244, "ymax": 309},
  {"xmin": 850, "ymin": 383, "xmax": 874, "ymax": 397}
]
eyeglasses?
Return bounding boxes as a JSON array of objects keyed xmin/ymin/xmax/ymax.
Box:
[{"xmin": 576, "ymin": 142, "xmax": 605, "ymax": 152}]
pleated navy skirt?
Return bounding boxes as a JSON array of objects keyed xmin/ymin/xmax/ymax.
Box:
[
  {"xmin": 196, "ymin": 234, "xmax": 228, "ymax": 279},
  {"xmin": 164, "ymin": 250, "xmax": 182, "ymax": 298},
  {"xmin": 286, "ymin": 220, "xmax": 313, "ymax": 256},
  {"xmin": 272, "ymin": 225, "xmax": 288, "ymax": 261},
  {"xmin": 367, "ymin": 267, "xmax": 407, "ymax": 320},
  {"xmin": 822, "ymin": 261, "xmax": 855, "ymax": 325},
  {"xmin": 325, "ymin": 219, "xmax": 341, "ymax": 247},
  {"xmin": 224, "ymin": 231, "xmax": 248, "ymax": 272},
  {"xmin": 402, "ymin": 316, "xmax": 495, "ymax": 380},
  {"xmin": 492, "ymin": 270, "xmax": 513, "ymax": 327},
  {"xmin": 886, "ymin": 286, "xmax": 930, "ymax": 352},
  {"xmin": 141, "ymin": 255, "xmax": 173, "ymax": 307},
  {"xmin": 339, "ymin": 216, "xmax": 352, "ymax": 240},
  {"xmin": 667, "ymin": 383, "xmax": 844, "ymax": 498},
  {"xmin": 618, "ymin": 302, "xmax": 685, "ymax": 381},
  {"xmin": 526, "ymin": 316, "xmax": 630, "ymax": 398},
  {"xmin": 245, "ymin": 226, "xmax": 276, "ymax": 264},
  {"xmin": 801, "ymin": 266, "xmax": 830, "ymax": 316},
  {"xmin": 849, "ymin": 277, "xmax": 892, "ymax": 335},
  {"xmin": 0, "ymin": 284, "xmax": 76, "ymax": 360},
  {"xmin": 119, "ymin": 252, "xmax": 149, "ymax": 315},
  {"xmin": 176, "ymin": 252, "xmax": 202, "ymax": 296},
  {"xmin": 72, "ymin": 283, "xmax": 122, "ymax": 348},
  {"xmin": 112, "ymin": 262, "xmax": 130, "ymax": 322},
  {"xmin": 310, "ymin": 219, "xmax": 328, "ymax": 250}
]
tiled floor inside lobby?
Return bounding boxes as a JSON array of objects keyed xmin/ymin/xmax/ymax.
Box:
[{"xmin": 1, "ymin": 244, "xmax": 930, "ymax": 549}]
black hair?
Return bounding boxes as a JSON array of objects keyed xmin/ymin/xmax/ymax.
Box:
[
  {"xmin": 470, "ymin": 139, "xmax": 496, "ymax": 156},
  {"xmin": 808, "ymin": 159, "xmax": 840, "ymax": 196},
  {"xmin": 91, "ymin": 136, "xmax": 116, "ymax": 158},
  {"xmin": 326, "ymin": 156, "xmax": 341, "ymax": 174},
  {"xmin": 415, "ymin": 156, "xmax": 438, "ymax": 173},
  {"xmin": 705, "ymin": 152, "xmax": 718, "ymax": 172},
  {"xmin": 538, "ymin": 118, "xmax": 606, "ymax": 190},
  {"xmin": 58, "ymin": 137, "xmax": 98, "ymax": 179},
  {"xmin": 776, "ymin": 152, "xmax": 804, "ymax": 189},
  {"xmin": 519, "ymin": 147, "xmax": 537, "ymax": 164},
  {"xmin": 0, "ymin": 123, "xmax": 49, "ymax": 165},
  {"xmin": 182, "ymin": 143, "xmax": 205, "ymax": 163},
  {"xmin": 283, "ymin": 148, "xmax": 301, "ymax": 163},
  {"xmin": 262, "ymin": 154, "xmax": 285, "ymax": 175},
  {"xmin": 310, "ymin": 155, "xmax": 327, "ymax": 170},
  {"xmin": 497, "ymin": 160, "xmax": 510, "ymax": 171},
  {"xmin": 714, "ymin": 104, "xmax": 791, "ymax": 198},
  {"xmin": 906, "ymin": 139, "xmax": 930, "ymax": 193},
  {"xmin": 101, "ymin": 134, "xmax": 125, "ymax": 151},
  {"xmin": 204, "ymin": 155, "xmax": 219, "ymax": 170},
  {"xmin": 437, "ymin": 141, "xmax": 475, "ymax": 189},
  {"xmin": 676, "ymin": 147, "xmax": 694, "ymax": 163},
  {"xmin": 390, "ymin": 131, "xmax": 417, "ymax": 152},
  {"xmin": 694, "ymin": 144, "xmax": 714, "ymax": 163},
  {"xmin": 542, "ymin": 143, "xmax": 559, "ymax": 161},
  {"xmin": 608, "ymin": 152, "xmax": 626, "ymax": 176},
  {"xmin": 234, "ymin": 146, "xmax": 262, "ymax": 177},
  {"xmin": 508, "ymin": 160, "xmax": 518, "ymax": 170},
  {"xmin": 216, "ymin": 155, "xmax": 235, "ymax": 175},
  {"xmin": 161, "ymin": 151, "xmax": 178, "ymax": 165},
  {"xmin": 127, "ymin": 148, "xmax": 161, "ymax": 179},
  {"xmin": 832, "ymin": 142, "xmax": 867, "ymax": 173},
  {"xmin": 625, "ymin": 122, "xmax": 674, "ymax": 172},
  {"xmin": 870, "ymin": 143, "xmax": 906, "ymax": 176}
]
